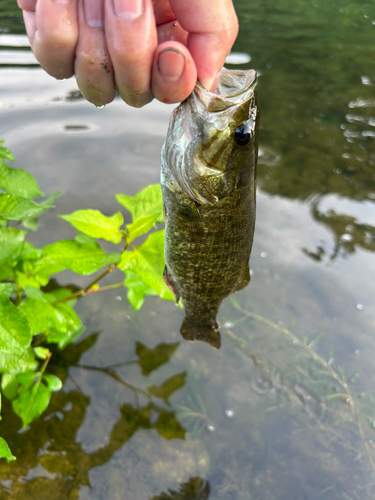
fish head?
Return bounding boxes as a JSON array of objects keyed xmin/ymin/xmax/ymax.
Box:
[{"xmin": 163, "ymin": 68, "xmax": 258, "ymax": 205}]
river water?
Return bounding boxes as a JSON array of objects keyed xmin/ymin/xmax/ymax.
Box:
[{"xmin": 1, "ymin": 1, "xmax": 375, "ymax": 498}]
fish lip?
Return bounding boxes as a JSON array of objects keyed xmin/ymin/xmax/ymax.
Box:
[{"xmin": 194, "ymin": 68, "xmax": 257, "ymax": 112}]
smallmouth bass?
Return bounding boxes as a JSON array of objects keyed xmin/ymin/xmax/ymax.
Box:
[{"xmin": 161, "ymin": 68, "xmax": 259, "ymax": 348}]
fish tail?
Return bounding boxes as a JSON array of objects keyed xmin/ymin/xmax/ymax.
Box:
[{"xmin": 180, "ymin": 316, "xmax": 221, "ymax": 349}]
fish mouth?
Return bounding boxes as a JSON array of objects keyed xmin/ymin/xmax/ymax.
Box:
[{"xmin": 194, "ymin": 68, "xmax": 257, "ymax": 113}]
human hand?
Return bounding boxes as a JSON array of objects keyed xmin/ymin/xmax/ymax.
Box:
[{"xmin": 17, "ymin": 0, "xmax": 238, "ymax": 107}]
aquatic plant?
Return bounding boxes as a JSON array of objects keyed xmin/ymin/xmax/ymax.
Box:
[
  {"xmin": 223, "ymin": 298, "xmax": 375, "ymax": 475},
  {"xmin": 0, "ymin": 140, "xmax": 174, "ymax": 459}
]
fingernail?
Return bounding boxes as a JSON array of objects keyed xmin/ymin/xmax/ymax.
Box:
[
  {"xmin": 158, "ymin": 48, "xmax": 185, "ymax": 83},
  {"xmin": 113, "ymin": 0, "xmax": 143, "ymax": 21},
  {"xmin": 84, "ymin": 0, "xmax": 104, "ymax": 28}
]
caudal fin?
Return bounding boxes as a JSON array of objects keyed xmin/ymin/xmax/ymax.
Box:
[{"xmin": 180, "ymin": 317, "xmax": 221, "ymax": 349}]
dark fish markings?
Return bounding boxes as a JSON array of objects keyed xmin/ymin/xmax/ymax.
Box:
[{"xmin": 161, "ymin": 68, "xmax": 259, "ymax": 348}]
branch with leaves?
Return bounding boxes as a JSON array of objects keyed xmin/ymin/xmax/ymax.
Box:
[{"xmin": 0, "ymin": 140, "xmax": 174, "ymax": 461}]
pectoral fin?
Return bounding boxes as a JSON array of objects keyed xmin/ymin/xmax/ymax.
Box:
[
  {"xmin": 163, "ymin": 203, "xmax": 167, "ymax": 223},
  {"xmin": 231, "ymin": 265, "xmax": 251, "ymax": 294},
  {"xmin": 163, "ymin": 265, "xmax": 180, "ymax": 303}
]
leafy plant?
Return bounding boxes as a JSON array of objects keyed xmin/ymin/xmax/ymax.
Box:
[{"xmin": 0, "ymin": 140, "xmax": 174, "ymax": 460}]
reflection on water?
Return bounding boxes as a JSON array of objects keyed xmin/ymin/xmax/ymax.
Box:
[
  {"xmin": 1, "ymin": 0, "xmax": 375, "ymax": 498},
  {"xmin": 151, "ymin": 478, "xmax": 211, "ymax": 500},
  {"xmin": 303, "ymin": 198, "xmax": 375, "ymax": 262}
]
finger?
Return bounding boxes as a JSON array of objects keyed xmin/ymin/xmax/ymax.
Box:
[
  {"xmin": 18, "ymin": 0, "xmax": 37, "ymax": 46},
  {"xmin": 32, "ymin": 0, "xmax": 79, "ymax": 79},
  {"xmin": 151, "ymin": 41, "xmax": 196, "ymax": 104},
  {"xmin": 104, "ymin": 0, "xmax": 158, "ymax": 108},
  {"xmin": 22, "ymin": 10, "xmax": 37, "ymax": 47},
  {"xmin": 169, "ymin": 0, "xmax": 238, "ymax": 91},
  {"xmin": 157, "ymin": 19, "xmax": 188, "ymax": 46},
  {"xmin": 17, "ymin": 0, "xmax": 36, "ymax": 10},
  {"xmin": 152, "ymin": 0, "xmax": 174, "ymax": 25},
  {"xmin": 74, "ymin": 0, "xmax": 116, "ymax": 106}
]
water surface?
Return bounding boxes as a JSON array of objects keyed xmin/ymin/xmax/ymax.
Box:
[{"xmin": 1, "ymin": 1, "xmax": 375, "ymax": 498}]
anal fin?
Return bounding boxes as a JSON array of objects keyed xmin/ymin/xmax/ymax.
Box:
[{"xmin": 231, "ymin": 265, "xmax": 251, "ymax": 294}]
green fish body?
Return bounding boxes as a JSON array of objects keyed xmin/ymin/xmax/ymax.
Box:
[{"xmin": 161, "ymin": 68, "xmax": 259, "ymax": 348}]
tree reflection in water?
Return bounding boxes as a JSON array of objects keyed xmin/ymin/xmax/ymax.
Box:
[{"xmin": 0, "ymin": 334, "xmax": 201, "ymax": 500}]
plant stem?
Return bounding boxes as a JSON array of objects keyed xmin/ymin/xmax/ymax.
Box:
[
  {"xmin": 229, "ymin": 299, "xmax": 375, "ymax": 474},
  {"xmin": 52, "ymin": 241, "xmax": 130, "ymax": 305},
  {"xmin": 83, "ymin": 263, "xmax": 117, "ymax": 293},
  {"xmin": 40, "ymin": 351, "xmax": 52, "ymax": 374},
  {"xmin": 52, "ymin": 263, "xmax": 119, "ymax": 305},
  {"xmin": 85, "ymin": 281, "xmax": 124, "ymax": 294}
]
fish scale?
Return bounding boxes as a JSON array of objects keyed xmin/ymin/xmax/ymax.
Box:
[{"xmin": 161, "ymin": 68, "xmax": 259, "ymax": 349}]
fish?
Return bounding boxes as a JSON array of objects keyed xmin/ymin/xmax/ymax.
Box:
[{"xmin": 161, "ymin": 68, "xmax": 259, "ymax": 349}]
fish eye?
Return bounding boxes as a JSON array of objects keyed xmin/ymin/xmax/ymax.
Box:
[{"xmin": 234, "ymin": 124, "xmax": 251, "ymax": 146}]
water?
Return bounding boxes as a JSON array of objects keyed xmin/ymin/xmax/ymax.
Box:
[{"xmin": 1, "ymin": 0, "xmax": 375, "ymax": 498}]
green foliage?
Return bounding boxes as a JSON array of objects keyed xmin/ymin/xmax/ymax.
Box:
[
  {"xmin": 116, "ymin": 183, "xmax": 163, "ymax": 223},
  {"xmin": 58, "ymin": 210, "xmax": 124, "ymax": 244},
  {"xmin": 0, "ymin": 142, "xmax": 171, "ymax": 461},
  {"xmin": 0, "ymin": 437, "xmax": 15, "ymax": 463}
]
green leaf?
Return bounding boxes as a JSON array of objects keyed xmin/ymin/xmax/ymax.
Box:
[
  {"xmin": 0, "ymin": 264, "xmax": 15, "ymax": 282},
  {"xmin": 15, "ymin": 271, "xmax": 42, "ymax": 289},
  {"xmin": 0, "ymin": 296, "xmax": 35, "ymax": 374},
  {"xmin": 12, "ymin": 372, "xmax": 54, "ymax": 427},
  {"xmin": 0, "ymin": 194, "xmax": 48, "ymax": 221},
  {"xmin": 0, "ymin": 143, "xmax": 14, "ymax": 161},
  {"xmin": 119, "ymin": 231, "xmax": 173, "ymax": 301},
  {"xmin": 21, "ymin": 191, "xmax": 62, "ymax": 231},
  {"xmin": 34, "ymin": 347, "xmax": 50, "ymax": 360},
  {"xmin": 0, "ymin": 161, "xmax": 44, "ymax": 199},
  {"xmin": 19, "ymin": 293, "xmax": 84, "ymax": 347},
  {"xmin": 124, "ymin": 270, "xmax": 157, "ymax": 310},
  {"xmin": 147, "ymin": 372, "xmax": 186, "ymax": 404},
  {"xmin": 116, "ymin": 184, "xmax": 163, "ymax": 223},
  {"xmin": 19, "ymin": 241, "xmax": 44, "ymax": 260},
  {"xmin": 43, "ymin": 374, "xmax": 62, "ymax": 392},
  {"xmin": 75, "ymin": 232, "xmax": 97, "ymax": 245},
  {"xmin": 126, "ymin": 211, "xmax": 160, "ymax": 244},
  {"xmin": 22, "ymin": 218, "xmax": 39, "ymax": 231},
  {"xmin": 18, "ymin": 299, "xmax": 57, "ymax": 336},
  {"xmin": 23, "ymin": 287, "xmax": 45, "ymax": 301},
  {"xmin": 51, "ymin": 302, "xmax": 84, "ymax": 349},
  {"xmin": 0, "ymin": 437, "xmax": 16, "ymax": 462},
  {"xmin": 59, "ymin": 210, "xmax": 124, "ymax": 244},
  {"xmin": 136, "ymin": 341, "xmax": 179, "ymax": 376},
  {"xmin": 0, "ymin": 283, "xmax": 15, "ymax": 297},
  {"xmin": 32, "ymin": 240, "xmax": 121, "ymax": 285},
  {"xmin": 1, "ymin": 374, "xmax": 19, "ymax": 400},
  {"xmin": 0, "ymin": 227, "xmax": 27, "ymax": 264},
  {"xmin": 44, "ymin": 288, "xmax": 77, "ymax": 307}
]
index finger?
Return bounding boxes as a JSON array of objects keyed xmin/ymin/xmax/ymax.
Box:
[{"xmin": 169, "ymin": 0, "xmax": 238, "ymax": 91}]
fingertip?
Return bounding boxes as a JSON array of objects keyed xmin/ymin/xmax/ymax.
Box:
[
  {"xmin": 118, "ymin": 89, "xmax": 154, "ymax": 108},
  {"xmin": 152, "ymin": 41, "xmax": 196, "ymax": 104},
  {"xmin": 22, "ymin": 10, "xmax": 36, "ymax": 47},
  {"xmin": 18, "ymin": 0, "xmax": 37, "ymax": 10}
]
